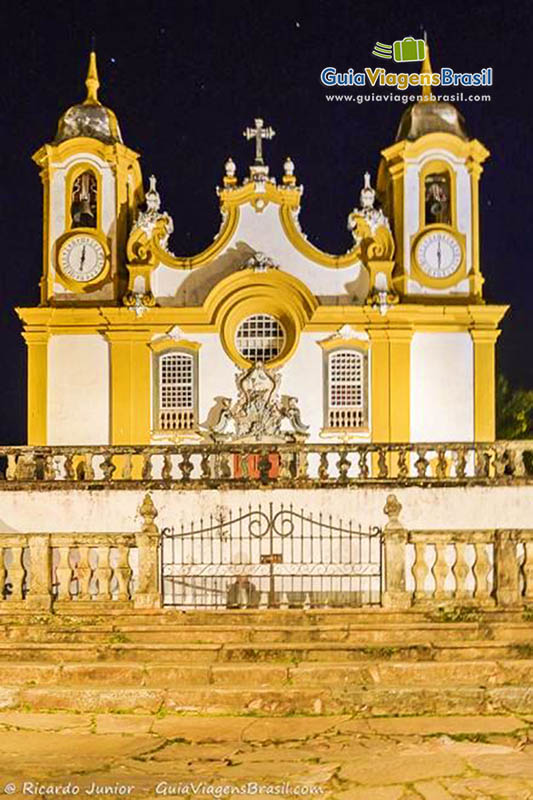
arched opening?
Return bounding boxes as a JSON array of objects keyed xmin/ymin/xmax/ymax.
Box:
[{"xmin": 70, "ymin": 170, "xmax": 98, "ymax": 229}]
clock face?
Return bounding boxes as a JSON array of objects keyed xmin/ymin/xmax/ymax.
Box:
[
  {"xmin": 58, "ymin": 235, "xmax": 106, "ymax": 283},
  {"xmin": 415, "ymin": 231, "xmax": 462, "ymax": 279}
]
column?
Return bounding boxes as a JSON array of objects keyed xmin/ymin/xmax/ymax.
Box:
[
  {"xmin": 369, "ymin": 329, "xmax": 390, "ymax": 442},
  {"xmin": 389, "ymin": 328, "xmax": 412, "ymax": 442},
  {"xmin": 23, "ymin": 331, "xmax": 48, "ymax": 445},
  {"xmin": 106, "ymin": 330, "xmax": 151, "ymax": 444},
  {"xmin": 471, "ymin": 329, "xmax": 499, "ymax": 442}
]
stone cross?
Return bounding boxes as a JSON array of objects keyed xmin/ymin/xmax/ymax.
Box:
[{"xmin": 243, "ymin": 118, "xmax": 275, "ymax": 165}]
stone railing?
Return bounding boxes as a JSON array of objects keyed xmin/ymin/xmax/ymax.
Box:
[
  {"xmin": 0, "ymin": 495, "xmax": 161, "ymax": 611},
  {"xmin": 0, "ymin": 494, "xmax": 532, "ymax": 614},
  {"xmin": 0, "ymin": 440, "xmax": 531, "ymax": 487},
  {"xmin": 382, "ymin": 496, "xmax": 533, "ymax": 610}
]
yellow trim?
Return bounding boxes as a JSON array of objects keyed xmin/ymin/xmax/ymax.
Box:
[
  {"xmin": 105, "ymin": 330, "xmax": 151, "ymax": 445},
  {"xmin": 65, "ymin": 162, "xmax": 102, "ymax": 231},
  {"xmin": 279, "ymin": 205, "xmax": 360, "ymax": 269},
  {"xmin": 369, "ymin": 329, "xmax": 390, "ymax": 442},
  {"xmin": 389, "ymin": 328, "xmax": 412, "ymax": 441},
  {"xmin": 22, "ymin": 331, "xmax": 49, "ymax": 445},
  {"xmin": 54, "ymin": 229, "xmax": 111, "ymax": 293},
  {"xmin": 471, "ymin": 329, "xmax": 499, "ymax": 441},
  {"xmin": 150, "ymin": 337, "xmax": 202, "ymax": 354},
  {"xmin": 410, "ymin": 224, "xmax": 467, "ymax": 290},
  {"xmin": 318, "ymin": 336, "xmax": 370, "ymax": 352},
  {"xmin": 84, "ymin": 51, "xmax": 100, "ymax": 105}
]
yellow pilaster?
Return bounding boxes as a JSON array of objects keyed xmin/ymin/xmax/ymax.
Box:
[
  {"xmin": 389, "ymin": 329, "xmax": 412, "ymax": 442},
  {"xmin": 369, "ymin": 329, "xmax": 390, "ymax": 442},
  {"xmin": 106, "ymin": 330, "xmax": 151, "ymax": 444},
  {"xmin": 23, "ymin": 331, "xmax": 49, "ymax": 445},
  {"xmin": 471, "ymin": 329, "xmax": 500, "ymax": 442}
]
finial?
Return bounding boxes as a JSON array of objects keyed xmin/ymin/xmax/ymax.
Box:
[
  {"xmin": 84, "ymin": 51, "xmax": 100, "ymax": 105},
  {"xmin": 145, "ymin": 175, "xmax": 161, "ymax": 212},
  {"xmin": 223, "ymin": 157, "xmax": 238, "ymax": 187},
  {"xmin": 360, "ymin": 171, "xmax": 375, "ymax": 209},
  {"xmin": 283, "ymin": 156, "xmax": 296, "ymax": 186},
  {"xmin": 420, "ymin": 39, "xmax": 433, "ymax": 101}
]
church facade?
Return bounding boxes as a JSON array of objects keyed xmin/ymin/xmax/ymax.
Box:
[{"xmin": 18, "ymin": 51, "xmax": 507, "ymax": 450}]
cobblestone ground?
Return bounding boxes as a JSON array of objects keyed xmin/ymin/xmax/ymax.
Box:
[{"xmin": 1, "ymin": 712, "xmax": 533, "ymax": 799}]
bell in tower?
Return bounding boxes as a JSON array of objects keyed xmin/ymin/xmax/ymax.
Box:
[{"xmin": 71, "ymin": 171, "xmax": 97, "ymax": 228}]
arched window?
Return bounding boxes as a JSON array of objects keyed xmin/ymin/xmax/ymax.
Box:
[
  {"xmin": 326, "ymin": 349, "xmax": 367, "ymax": 429},
  {"xmin": 235, "ymin": 314, "xmax": 285, "ymax": 363},
  {"xmin": 156, "ymin": 351, "xmax": 197, "ymax": 431},
  {"xmin": 70, "ymin": 170, "xmax": 98, "ymax": 229},
  {"xmin": 424, "ymin": 172, "xmax": 451, "ymax": 226}
]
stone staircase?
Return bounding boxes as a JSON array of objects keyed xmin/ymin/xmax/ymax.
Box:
[{"xmin": 0, "ymin": 608, "xmax": 532, "ymax": 716}]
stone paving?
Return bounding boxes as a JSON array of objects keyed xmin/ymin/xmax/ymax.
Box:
[{"xmin": 1, "ymin": 712, "xmax": 533, "ymax": 799}]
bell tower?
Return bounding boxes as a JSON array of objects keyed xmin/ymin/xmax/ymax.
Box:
[
  {"xmin": 377, "ymin": 48, "xmax": 489, "ymax": 300},
  {"xmin": 32, "ymin": 52, "xmax": 144, "ymax": 304}
]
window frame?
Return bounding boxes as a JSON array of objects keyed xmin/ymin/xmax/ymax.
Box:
[
  {"xmin": 323, "ymin": 345, "xmax": 369, "ymax": 432},
  {"xmin": 152, "ymin": 346, "xmax": 199, "ymax": 434}
]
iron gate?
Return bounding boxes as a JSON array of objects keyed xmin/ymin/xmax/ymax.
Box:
[{"xmin": 161, "ymin": 503, "xmax": 382, "ymax": 609}]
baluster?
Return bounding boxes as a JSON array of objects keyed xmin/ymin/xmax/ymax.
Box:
[
  {"xmin": 303, "ymin": 593, "xmax": 311, "ymax": 610},
  {"xmin": 161, "ymin": 454, "xmax": 172, "ymax": 481},
  {"xmin": 43, "ymin": 454, "xmax": 56, "ymax": 481},
  {"xmin": 63, "ymin": 454, "xmax": 75, "ymax": 480},
  {"xmin": 296, "ymin": 450, "xmax": 308, "ymax": 481},
  {"xmin": 55, "ymin": 546, "xmax": 73, "ymax": 601},
  {"xmin": 240, "ymin": 454, "xmax": 250, "ymax": 480},
  {"xmin": 336, "ymin": 449, "xmax": 350, "ymax": 481},
  {"xmin": 412, "ymin": 541, "xmax": 429, "ymax": 603},
  {"xmin": 6, "ymin": 546, "xmax": 25, "ymax": 601},
  {"xmin": 453, "ymin": 542, "xmax": 471, "ymax": 601},
  {"xmin": 455, "ymin": 447, "xmax": 467, "ymax": 479},
  {"xmin": 318, "ymin": 452, "xmax": 329, "ymax": 481},
  {"xmin": 493, "ymin": 445, "xmax": 506, "ymax": 478},
  {"xmin": 280, "ymin": 592, "xmax": 289, "ymax": 610},
  {"xmin": 472, "ymin": 541, "xmax": 492, "ymax": 605},
  {"xmin": 523, "ymin": 541, "xmax": 533, "ymax": 604},
  {"xmin": 180, "ymin": 452, "xmax": 193, "ymax": 482},
  {"xmin": 84, "ymin": 453, "xmax": 95, "ymax": 481},
  {"xmin": 279, "ymin": 451, "xmax": 292, "ymax": 480},
  {"xmin": 397, "ymin": 448, "xmax": 409, "ymax": 479},
  {"xmin": 140, "ymin": 453, "xmax": 151, "ymax": 480},
  {"xmin": 415, "ymin": 448, "xmax": 429, "ymax": 478},
  {"xmin": 95, "ymin": 546, "xmax": 112, "ymax": 601},
  {"xmin": 76, "ymin": 545, "xmax": 92, "ymax": 601},
  {"xmin": 377, "ymin": 447, "xmax": 388, "ymax": 479},
  {"xmin": 114, "ymin": 544, "xmax": 132, "ymax": 602},
  {"xmin": 217, "ymin": 452, "xmax": 232, "ymax": 479},
  {"xmin": 436, "ymin": 447, "xmax": 448, "ymax": 479},
  {"xmin": 258, "ymin": 450, "xmax": 271, "ymax": 484},
  {"xmin": 357, "ymin": 448, "xmax": 368, "ymax": 479},
  {"xmin": 475, "ymin": 448, "xmax": 490, "ymax": 477},
  {"xmin": 16, "ymin": 454, "xmax": 36, "ymax": 481},
  {"xmin": 511, "ymin": 444, "xmax": 526, "ymax": 477},
  {"xmin": 433, "ymin": 542, "xmax": 449, "ymax": 602},
  {"xmin": 200, "ymin": 451, "xmax": 211, "ymax": 480}
]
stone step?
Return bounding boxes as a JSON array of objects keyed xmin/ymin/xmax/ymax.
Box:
[
  {"xmin": 1, "ymin": 681, "xmax": 533, "ymax": 716},
  {"xmin": 0, "ymin": 658, "xmax": 532, "ymax": 690},
  {"xmin": 0, "ymin": 639, "xmax": 531, "ymax": 663},
  {"xmin": 2, "ymin": 620, "xmax": 532, "ymax": 645}
]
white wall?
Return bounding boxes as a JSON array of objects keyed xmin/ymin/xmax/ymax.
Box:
[
  {"xmin": 0, "ymin": 484, "xmax": 531, "ymax": 534},
  {"xmin": 48, "ymin": 334, "xmax": 110, "ymax": 445},
  {"xmin": 410, "ymin": 332, "xmax": 473, "ymax": 442}
]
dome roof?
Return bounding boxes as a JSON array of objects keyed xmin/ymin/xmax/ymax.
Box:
[
  {"xmin": 54, "ymin": 52, "xmax": 123, "ymax": 145},
  {"xmin": 394, "ymin": 44, "xmax": 468, "ymax": 143},
  {"xmin": 396, "ymin": 100, "xmax": 468, "ymax": 142}
]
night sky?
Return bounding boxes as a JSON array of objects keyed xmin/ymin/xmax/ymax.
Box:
[{"xmin": 2, "ymin": 0, "xmax": 531, "ymax": 444}]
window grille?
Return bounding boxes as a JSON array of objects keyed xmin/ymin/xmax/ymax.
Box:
[
  {"xmin": 327, "ymin": 350, "xmax": 366, "ymax": 429},
  {"xmin": 158, "ymin": 352, "xmax": 195, "ymax": 431},
  {"xmin": 235, "ymin": 314, "xmax": 285, "ymax": 363}
]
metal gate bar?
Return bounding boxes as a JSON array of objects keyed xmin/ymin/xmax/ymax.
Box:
[{"xmin": 161, "ymin": 503, "xmax": 382, "ymax": 609}]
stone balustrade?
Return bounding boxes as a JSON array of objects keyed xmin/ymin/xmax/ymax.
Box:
[{"xmin": 0, "ymin": 440, "xmax": 531, "ymax": 487}]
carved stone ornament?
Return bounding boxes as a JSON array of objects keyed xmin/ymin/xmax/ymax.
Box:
[
  {"xmin": 128, "ymin": 175, "xmax": 174, "ymax": 259},
  {"xmin": 325, "ymin": 324, "xmax": 369, "ymax": 342},
  {"xmin": 123, "ymin": 290, "xmax": 156, "ymax": 317},
  {"xmin": 242, "ymin": 252, "xmax": 279, "ymax": 272},
  {"xmin": 205, "ymin": 362, "xmax": 309, "ymax": 443}
]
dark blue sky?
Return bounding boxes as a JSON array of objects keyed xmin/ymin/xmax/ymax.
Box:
[{"xmin": 1, "ymin": 0, "xmax": 531, "ymax": 443}]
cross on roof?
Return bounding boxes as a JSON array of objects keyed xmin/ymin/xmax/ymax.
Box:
[{"xmin": 243, "ymin": 118, "xmax": 275, "ymax": 166}]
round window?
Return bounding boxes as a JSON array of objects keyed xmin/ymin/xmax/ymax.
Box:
[{"xmin": 235, "ymin": 314, "xmax": 286, "ymax": 363}]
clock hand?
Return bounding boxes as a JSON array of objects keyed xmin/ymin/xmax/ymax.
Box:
[
  {"xmin": 436, "ymin": 237, "xmax": 442, "ymax": 271},
  {"xmin": 80, "ymin": 245, "xmax": 86, "ymax": 271}
]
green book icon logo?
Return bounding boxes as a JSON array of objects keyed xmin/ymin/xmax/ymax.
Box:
[{"xmin": 393, "ymin": 37, "xmax": 426, "ymax": 62}]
